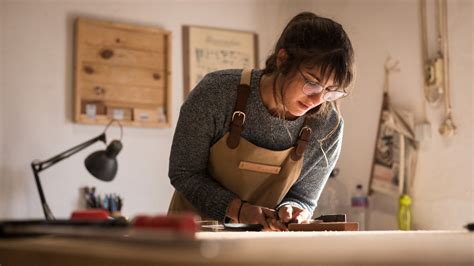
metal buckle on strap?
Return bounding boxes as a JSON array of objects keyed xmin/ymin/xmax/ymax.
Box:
[
  {"xmin": 232, "ymin": 111, "xmax": 246, "ymax": 124},
  {"xmin": 299, "ymin": 125, "xmax": 312, "ymax": 137}
]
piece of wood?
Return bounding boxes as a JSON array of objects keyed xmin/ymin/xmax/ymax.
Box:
[
  {"xmin": 79, "ymin": 82, "xmax": 164, "ymax": 106},
  {"xmin": 74, "ymin": 17, "xmax": 172, "ymax": 128},
  {"xmin": 81, "ymin": 45, "xmax": 165, "ymax": 69},
  {"xmin": 78, "ymin": 19, "xmax": 167, "ymax": 52},
  {"xmin": 1, "ymin": 231, "xmax": 472, "ymax": 265},
  {"xmin": 288, "ymin": 222, "xmax": 359, "ymax": 231},
  {"xmin": 78, "ymin": 114, "xmax": 167, "ymax": 128},
  {"xmin": 79, "ymin": 63, "xmax": 166, "ymax": 88}
]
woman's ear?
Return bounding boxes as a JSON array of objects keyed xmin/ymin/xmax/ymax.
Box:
[{"xmin": 276, "ymin": 48, "xmax": 287, "ymax": 68}]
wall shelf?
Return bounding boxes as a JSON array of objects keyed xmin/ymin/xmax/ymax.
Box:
[{"xmin": 74, "ymin": 17, "xmax": 172, "ymax": 128}]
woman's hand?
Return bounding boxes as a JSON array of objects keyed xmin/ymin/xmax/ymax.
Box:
[
  {"xmin": 278, "ymin": 205, "xmax": 311, "ymax": 224},
  {"xmin": 226, "ymin": 199, "xmax": 287, "ymax": 231},
  {"xmin": 239, "ymin": 203, "xmax": 287, "ymax": 231},
  {"xmin": 238, "ymin": 203, "xmax": 273, "ymax": 231}
]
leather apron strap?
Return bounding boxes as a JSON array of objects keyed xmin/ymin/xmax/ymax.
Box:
[
  {"xmin": 227, "ymin": 69, "xmax": 252, "ymax": 149},
  {"xmin": 227, "ymin": 69, "xmax": 313, "ymax": 159},
  {"xmin": 291, "ymin": 117, "xmax": 313, "ymax": 161}
]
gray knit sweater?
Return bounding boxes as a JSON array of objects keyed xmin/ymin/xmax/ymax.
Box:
[{"xmin": 169, "ymin": 69, "xmax": 343, "ymax": 222}]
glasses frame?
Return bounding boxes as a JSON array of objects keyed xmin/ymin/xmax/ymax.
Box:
[{"xmin": 298, "ymin": 69, "xmax": 348, "ymax": 101}]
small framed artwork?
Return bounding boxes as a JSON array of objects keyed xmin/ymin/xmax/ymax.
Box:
[{"xmin": 182, "ymin": 25, "xmax": 259, "ymax": 98}]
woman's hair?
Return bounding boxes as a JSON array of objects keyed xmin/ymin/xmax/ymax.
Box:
[{"xmin": 262, "ymin": 12, "xmax": 354, "ymax": 155}]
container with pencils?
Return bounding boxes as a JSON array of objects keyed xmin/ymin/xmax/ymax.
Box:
[{"xmin": 82, "ymin": 186, "xmax": 124, "ymax": 218}]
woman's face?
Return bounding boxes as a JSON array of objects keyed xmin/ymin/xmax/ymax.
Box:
[{"xmin": 282, "ymin": 66, "xmax": 337, "ymax": 119}]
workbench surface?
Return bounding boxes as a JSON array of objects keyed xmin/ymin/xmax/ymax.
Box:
[{"xmin": 0, "ymin": 230, "xmax": 472, "ymax": 265}]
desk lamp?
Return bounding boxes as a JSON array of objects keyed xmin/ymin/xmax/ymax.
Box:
[{"xmin": 31, "ymin": 120, "xmax": 123, "ymax": 221}]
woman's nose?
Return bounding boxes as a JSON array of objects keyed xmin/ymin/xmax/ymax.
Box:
[{"xmin": 308, "ymin": 92, "xmax": 324, "ymax": 107}]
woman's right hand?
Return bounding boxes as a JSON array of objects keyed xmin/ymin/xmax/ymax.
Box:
[
  {"xmin": 226, "ymin": 199, "xmax": 286, "ymax": 231},
  {"xmin": 239, "ymin": 203, "xmax": 286, "ymax": 231}
]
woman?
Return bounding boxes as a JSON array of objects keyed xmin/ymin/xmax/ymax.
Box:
[{"xmin": 168, "ymin": 12, "xmax": 354, "ymax": 231}]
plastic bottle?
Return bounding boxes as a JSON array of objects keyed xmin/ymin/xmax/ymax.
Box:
[
  {"xmin": 398, "ymin": 194, "xmax": 412, "ymax": 230},
  {"xmin": 351, "ymin": 184, "xmax": 369, "ymax": 230}
]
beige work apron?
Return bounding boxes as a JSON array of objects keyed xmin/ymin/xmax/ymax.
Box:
[{"xmin": 168, "ymin": 69, "xmax": 313, "ymax": 219}]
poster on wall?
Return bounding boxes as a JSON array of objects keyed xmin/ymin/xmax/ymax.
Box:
[
  {"xmin": 182, "ymin": 25, "xmax": 259, "ymax": 98},
  {"xmin": 369, "ymin": 104, "xmax": 418, "ymax": 196}
]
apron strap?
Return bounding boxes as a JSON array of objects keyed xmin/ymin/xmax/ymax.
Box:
[
  {"xmin": 227, "ymin": 69, "xmax": 313, "ymax": 157},
  {"xmin": 240, "ymin": 69, "xmax": 252, "ymax": 86},
  {"xmin": 227, "ymin": 69, "xmax": 252, "ymax": 149},
  {"xmin": 290, "ymin": 117, "xmax": 313, "ymax": 161}
]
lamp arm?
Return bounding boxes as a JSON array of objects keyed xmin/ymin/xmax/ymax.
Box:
[
  {"xmin": 31, "ymin": 133, "xmax": 106, "ymax": 220},
  {"xmin": 32, "ymin": 133, "xmax": 106, "ymax": 172}
]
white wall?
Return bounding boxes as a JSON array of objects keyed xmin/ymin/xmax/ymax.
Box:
[
  {"xmin": 302, "ymin": 0, "xmax": 472, "ymax": 230},
  {"xmin": 255, "ymin": 0, "xmax": 473, "ymax": 230},
  {"xmin": 412, "ymin": 0, "xmax": 473, "ymax": 229},
  {"xmin": 1, "ymin": 0, "xmax": 472, "ymax": 230},
  {"xmin": 0, "ymin": 0, "xmax": 259, "ymax": 219},
  {"xmin": 0, "ymin": 0, "xmax": 4, "ymax": 218}
]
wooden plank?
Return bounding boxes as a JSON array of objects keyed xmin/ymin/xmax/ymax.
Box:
[
  {"xmin": 79, "ymin": 82, "xmax": 164, "ymax": 106},
  {"xmin": 79, "ymin": 17, "xmax": 170, "ymax": 35},
  {"xmin": 2, "ymin": 231, "xmax": 472, "ymax": 265},
  {"xmin": 288, "ymin": 222, "xmax": 359, "ymax": 232},
  {"xmin": 79, "ymin": 62, "xmax": 165, "ymax": 88},
  {"xmin": 81, "ymin": 44, "xmax": 165, "ymax": 69},
  {"xmin": 182, "ymin": 26, "xmax": 191, "ymax": 98},
  {"xmin": 77, "ymin": 18, "xmax": 167, "ymax": 53},
  {"xmin": 79, "ymin": 114, "xmax": 169, "ymax": 128},
  {"xmin": 164, "ymin": 32, "xmax": 172, "ymax": 127},
  {"xmin": 74, "ymin": 18, "xmax": 85, "ymax": 123}
]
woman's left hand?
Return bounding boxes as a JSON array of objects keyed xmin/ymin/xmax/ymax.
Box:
[{"xmin": 278, "ymin": 205, "xmax": 311, "ymax": 224}]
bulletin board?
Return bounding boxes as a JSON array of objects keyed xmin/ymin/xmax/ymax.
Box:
[{"xmin": 182, "ymin": 25, "xmax": 258, "ymax": 97}]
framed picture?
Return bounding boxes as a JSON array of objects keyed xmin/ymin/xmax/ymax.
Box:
[
  {"xmin": 369, "ymin": 94, "xmax": 418, "ymax": 196},
  {"xmin": 182, "ymin": 25, "xmax": 259, "ymax": 97}
]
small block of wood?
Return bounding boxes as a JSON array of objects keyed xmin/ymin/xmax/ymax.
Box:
[{"xmin": 288, "ymin": 222, "xmax": 359, "ymax": 231}]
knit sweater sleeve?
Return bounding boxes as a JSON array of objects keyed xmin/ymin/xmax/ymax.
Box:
[
  {"xmin": 168, "ymin": 73, "xmax": 237, "ymax": 222},
  {"xmin": 276, "ymin": 119, "xmax": 344, "ymax": 215}
]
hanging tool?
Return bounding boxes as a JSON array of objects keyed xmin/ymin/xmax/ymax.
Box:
[
  {"xmin": 437, "ymin": 0, "xmax": 456, "ymax": 137},
  {"xmin": 420, "ymin": 0, "xmax": 444, "ymax": 106},
  {"xmin": 420, "ymin": 0, "xmax": 456, "ymax": 137}
]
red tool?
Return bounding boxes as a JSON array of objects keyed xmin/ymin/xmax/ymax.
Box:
[
  {"xmin": 70, "ymin": 209, "xmax": 110, "ymax": 220},
  {"xmin": 133, "ymin": 213, "xmax": 199, "ymax": 235}
]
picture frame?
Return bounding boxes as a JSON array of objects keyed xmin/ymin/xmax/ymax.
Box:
[{"xmin": 182, "ymin": 25, "xmax": 259, "ymax": 98}]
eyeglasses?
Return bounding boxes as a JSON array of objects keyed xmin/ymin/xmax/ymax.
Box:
[{"xmin": 298, "ymin": 70, "xmax": 347, "ymax": 101}]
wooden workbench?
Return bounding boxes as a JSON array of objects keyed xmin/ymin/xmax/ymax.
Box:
[{"xmin": 0, "ymin": 230, "xmax": 472, "ymax": 265}]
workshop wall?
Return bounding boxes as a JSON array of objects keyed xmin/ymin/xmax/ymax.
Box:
[
  {"xmin": 0, "ymin": 0, "xmax": 472, "ymax": 230},
  {"xmin": 293, "ymin": 0, "xmax": 472, "ymax": 230},
  {"xmin": 0, "ymin": 0, "xmax": 260, "ymax": 219},
  {"xmin": 0, "ymin": 0, "xmax": 4, "ymax": 218}
]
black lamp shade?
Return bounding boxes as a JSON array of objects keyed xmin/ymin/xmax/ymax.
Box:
[{"xmin": 85, "ymin": 140, "xmax": 122, "ymax": 181}]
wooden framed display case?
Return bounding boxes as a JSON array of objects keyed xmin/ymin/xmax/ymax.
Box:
[{"xmin": 74, "ymin": 18, "xmax": 172, "ymax": 128}]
